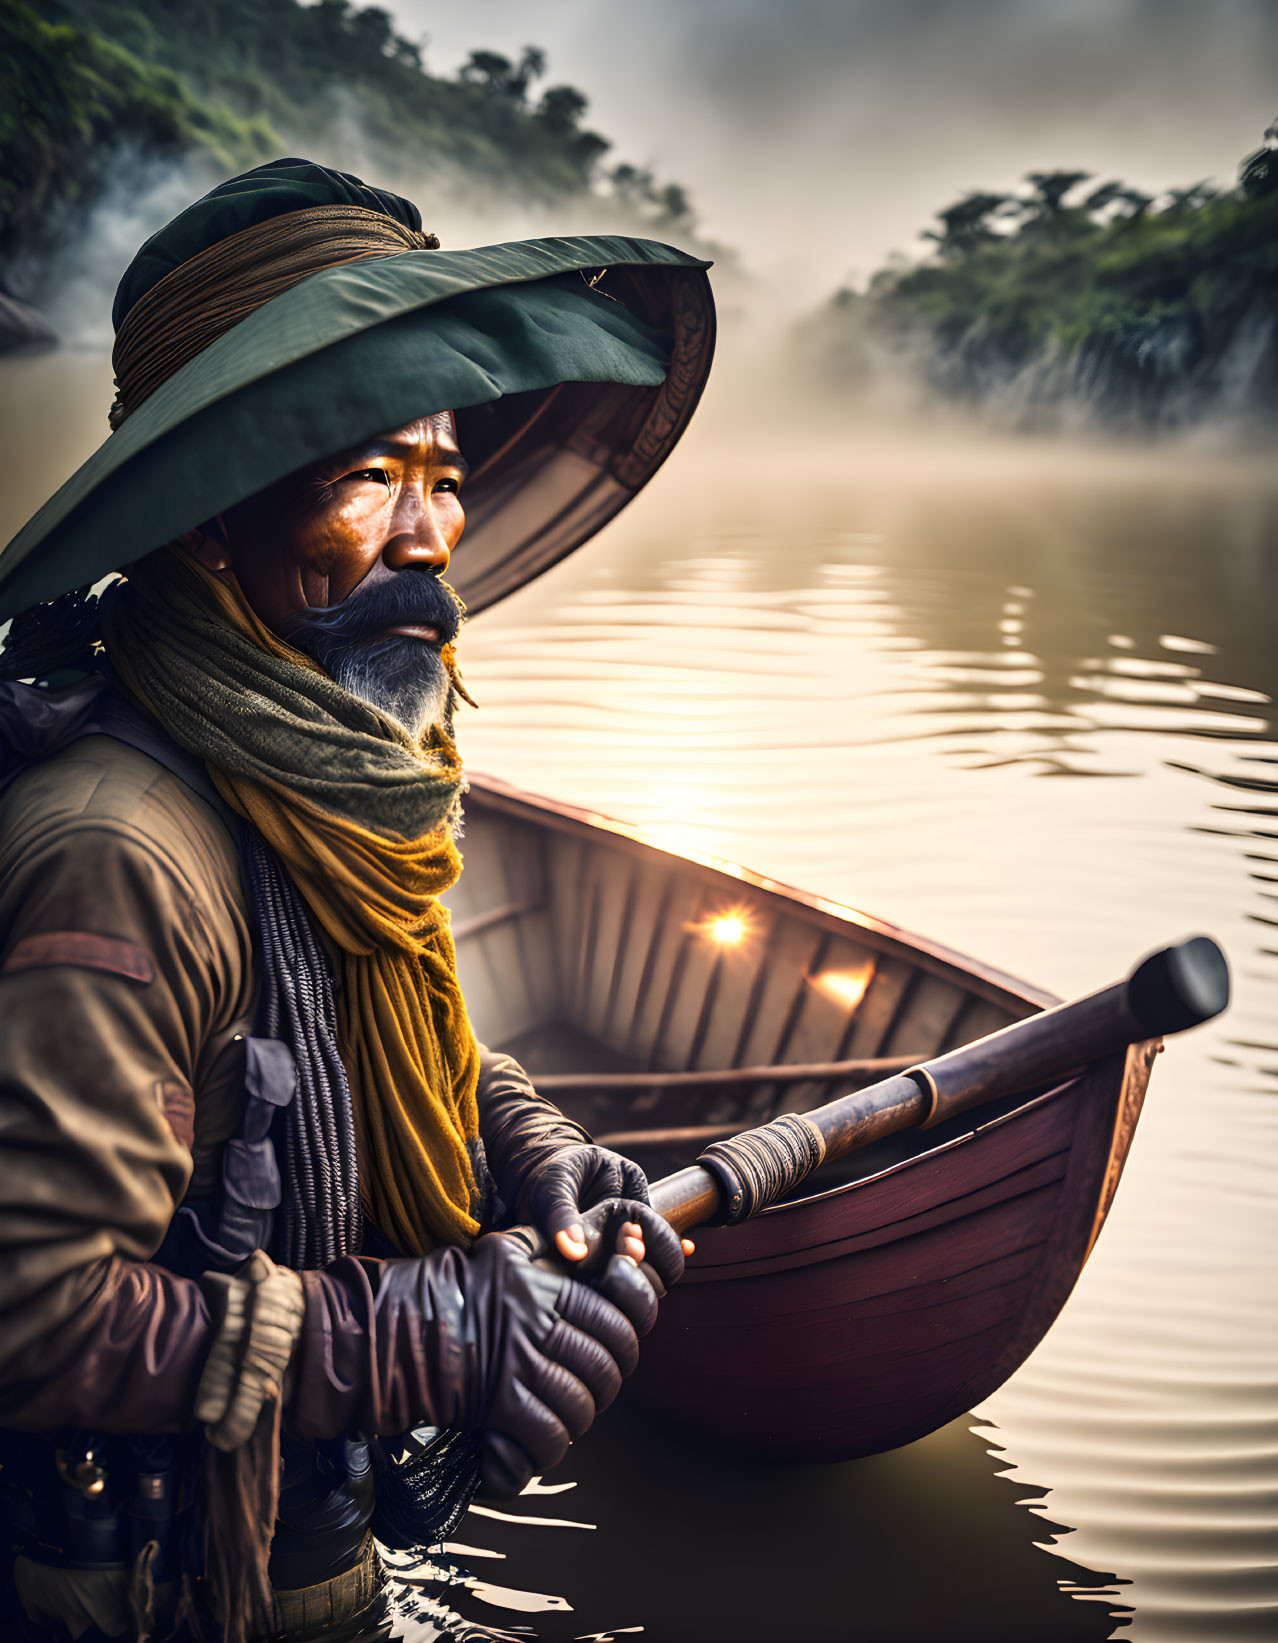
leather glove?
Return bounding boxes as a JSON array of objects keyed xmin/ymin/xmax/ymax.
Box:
[
  {"xmin": 477, "ymin": 1046, "xmax": 672, "ymax": 1266},
  {"xmin": 292, "ymin": 1231, "xmax": 672, "ymax": 1497},
  {"xmin": 517, "ymin": 1143, "xmax": 658, "ymax": 1248},
  {"xmin": 475, "ymin": 1232, "xmax": 660, "ymax": 1499}
]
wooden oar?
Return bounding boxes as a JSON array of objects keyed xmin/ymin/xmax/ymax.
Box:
[{"xmin": 514, "ymin": 934, "xmax": 1229, "ymax": 1261}]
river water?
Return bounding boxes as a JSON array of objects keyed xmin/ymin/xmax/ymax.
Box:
[{"xmin": 2, "ymin": 356, "xmax": 1275, "ymax": 1642}]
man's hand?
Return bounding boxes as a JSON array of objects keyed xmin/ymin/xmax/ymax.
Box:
[
  {"xmin": 473, "ymin": 1234, "xmax": 643, "ymax": 1498},
  {"xmin": 517, "ymin": 1142, "xmax": 696, "ymax": 1268},
  {"xmin": 292, "ymin": 1230, "xmax": 670, "ymax": 1497},
  {"xmin": 475, "ymin": 1206, "xmax": 688, "ymax": 1496},
  {"xmin": 474, "ymin": 1049, "xmax": 697, "ymax": 1274}
]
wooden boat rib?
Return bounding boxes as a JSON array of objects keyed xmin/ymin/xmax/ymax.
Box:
[{"xmin": 446, "ymin": 772, "xmax": 1155, "ymax": 1462}]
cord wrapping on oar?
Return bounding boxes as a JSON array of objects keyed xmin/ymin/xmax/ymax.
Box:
[{"xmin": 697, "ymin": 1113, "xmax": 827, "ymax": 1224}]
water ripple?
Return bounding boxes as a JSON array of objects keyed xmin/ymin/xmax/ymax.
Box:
[{"xmin": 457, "ymin": 437, "xmax": 1278, "ymax": 1641}]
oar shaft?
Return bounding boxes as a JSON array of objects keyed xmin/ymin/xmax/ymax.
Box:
[
  {"xmin": 909, "ymin": 932, "xmax": 1230, "ymax": 1129},
  {"xmin": 517, "ymin": 935, "xmax": 1228, "ymax": 1263},
  {"xmin": 916, "ymin": 983, "xmax": 1150, "ymax": 1129},
  {"xmin": 648, "ymin": 1167, "xmax": 721, "ymax": 1235}
]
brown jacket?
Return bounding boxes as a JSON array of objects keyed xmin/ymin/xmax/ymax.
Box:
[
  {"xmin": 0, "ymin": 719, "xmax": 570, "ymax": 1451},
  {"xmin": 0, "ymin": 732, "xmax": 260, "ymax": 1430}
]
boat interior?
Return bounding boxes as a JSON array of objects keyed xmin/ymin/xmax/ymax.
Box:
[{"xmin": 447, "ymin": 783, "xmax": 1052, "ymax": 1199}]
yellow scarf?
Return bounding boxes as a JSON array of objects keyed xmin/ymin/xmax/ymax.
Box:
[{"xmin": 101, "ymin": 550, "xmax": 482, "ymax": 1253}]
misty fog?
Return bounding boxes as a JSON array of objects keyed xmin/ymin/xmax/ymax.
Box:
[{"xmin": 388, "ymin": 0, "xmax": 1278, "ymax": 305}]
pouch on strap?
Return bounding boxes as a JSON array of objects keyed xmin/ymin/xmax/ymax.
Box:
[{"xmin": 156, "ymin": 1036, "xmax": 298, "ymax": 1278}]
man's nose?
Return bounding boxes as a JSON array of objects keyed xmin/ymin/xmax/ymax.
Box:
[{"xmin": 381, "ymin": 490, "xmax": 453, "ymax": 574}]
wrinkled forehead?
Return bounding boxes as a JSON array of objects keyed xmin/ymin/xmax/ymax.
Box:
[{"xmin": 304, "ymin": 412, "xmax": 464, "ymax": 477}]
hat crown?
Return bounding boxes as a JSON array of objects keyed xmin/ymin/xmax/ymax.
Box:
[
  {"xmin": 113, "ymin": 157, "xmax": 424, "ymax": 330},
  {"xmin": 109, "ymin": 201, "xmax": 437, "ymax": 429}
]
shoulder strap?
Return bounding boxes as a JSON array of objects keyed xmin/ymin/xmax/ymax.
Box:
[
  {"xmin": 83, "ymin": 691, "xmax": 239, "ymax": 831},
  {"xmin": 1, "ymin": 674, "xmax": 233, "ymax": 831}
]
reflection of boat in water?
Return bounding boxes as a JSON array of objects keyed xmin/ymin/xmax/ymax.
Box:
[
  {"xmin": 378, "ymin": 1413, "xmax": 1129, "ymax": 1642},
  {"xmin": 463, "ymin": 1410, "xmax": 1129, "ymax": 1643},
  {"xmin": 448, "ymin": 773, "xmax": 1156, "ymax": 1462}
]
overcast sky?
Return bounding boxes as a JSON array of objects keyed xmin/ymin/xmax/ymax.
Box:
[{"xmin": 385, "ymin": 0, "xmax": 1278, "ymax": 305}]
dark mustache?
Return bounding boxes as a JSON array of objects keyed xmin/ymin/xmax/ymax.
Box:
[{"xmin": 284, "ymin": 569, "xmax": 462, "ymax": 653}]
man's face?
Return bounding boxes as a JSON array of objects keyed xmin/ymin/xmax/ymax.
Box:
[{"xmin": 198, "ymin": 411, "xmax": 468, "ymax": 736}]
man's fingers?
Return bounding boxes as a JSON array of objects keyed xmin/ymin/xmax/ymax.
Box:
[
  {"xmin": 554, "ymin": 1225, "xmax": 589, "ymax": 1261},
  {"xmin": 528, "ymin": 1149, "xmax": 604, "ymax": 1257},
  {"xmin": 615, "ymin": 1221, "xmax": 645, "ymax": 1263},
  {"xmin": 585, "ymin": 1253, "xmax": 661, "ymax": 1340},
  {"xmin": 610, "ymin": 1203, "xmax": 685, "ymax": 1293},
  {"xmin": 481, "ymin": 1379, "xmax": 574, "ymax": 1493},
  {"xmin": 617, "ymin": 1158, "xmax": 650, "ymax": 1204},
  {"xmin": 539, "ymin": 1176, "xmax": 590, "ymax": 1258},
  {"xmin": 540, "ymin": 1318, "xmax": 624, "ymax": 1414},
  {"xmin": 555, "ymin": 1277, "xmax": 641, "ymax": 1375},
  {"xmin": 523, "ymin": 1352, "xmax": 597, "ymax": 1441}
]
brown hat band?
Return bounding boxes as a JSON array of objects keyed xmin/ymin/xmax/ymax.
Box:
[{"xmin": 109, "ymin": 203, "xmax": 439, "ymax": 429}]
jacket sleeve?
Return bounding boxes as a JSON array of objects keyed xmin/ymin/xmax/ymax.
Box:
[
  {"xmin": 0, "ymin": 813, "xmax": 232, "ymax": 1431},
  {"xmin": 474, "ymin": 1044, "xmax": 592, "ymax": 1216}
]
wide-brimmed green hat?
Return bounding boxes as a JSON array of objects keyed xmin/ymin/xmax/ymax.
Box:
[{"xmin": 0, "ymin": 158, "xmax": 714, "ymax": 623}]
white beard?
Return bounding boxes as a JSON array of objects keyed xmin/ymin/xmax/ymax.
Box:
[{"xmin": 328, "ymin": 637, "xmax": 450, "ymax": 739}]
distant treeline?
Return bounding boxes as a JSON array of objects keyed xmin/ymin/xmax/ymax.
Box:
[
  {"xmin": 807, "ymin": 128, "xmax": 1278, "ymax": 429},
  {"xmin": 0, "ymin": 0, "xmax": 700, "ymax": 294}
]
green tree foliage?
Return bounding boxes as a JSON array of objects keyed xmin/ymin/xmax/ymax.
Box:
[
  {"xmin": 1, "ymin": 0, "xmax": 702, "ymax": 289},
  {"xmin": 607, "ymin": 164, "xmax": 694, "ymax": 225},
  {"xmin": 0, "ymin": 0, "xmax": 271, "ymax": 266},
  {"xmin": 922, "ymin": 193, "xmax": 1011, "ymax": 259},
  {"xmin": 459, "ymin": 46, "xmax": 546, "ymax": 104},
  {"xmin": 1023, "ymin": 169, "xmax": 1093, "ymax": 217},
  {"xmin": 1240, "ymin": 121, "xmax": 1278, "ymax": 198},
  {"xmin": 816, "ymin": 127, "xmax": 1278, "ymax": 427},
  {"xmin": 42, "ymin": 0, "xmax": 615, "ymax": 196}
]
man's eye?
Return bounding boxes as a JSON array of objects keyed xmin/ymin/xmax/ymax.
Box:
[
  {"xmin": 433, "ymin": 477, "xmax": 461, "ymax": 495},
  {"xmin": 343, "ymin": 468, "xmax": 391, "ymax": 488}
]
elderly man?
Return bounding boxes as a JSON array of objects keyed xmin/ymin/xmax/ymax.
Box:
[{"xmin": 0, "ymin": 159, "xmax": 714, "ymax": 1642}]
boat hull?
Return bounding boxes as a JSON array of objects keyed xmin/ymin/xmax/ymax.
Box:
[
  {"xmin": 633, "ymin": 1043, "xmax": 1154, "ymax": 1459},
  {"xmin": 449, "ymin": 774, "xmax": 1157, "ymax": 1461}
]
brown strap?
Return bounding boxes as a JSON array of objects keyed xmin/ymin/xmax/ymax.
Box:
[{"xmin": 2, "ymin": 931, "xmax": 154, "ymax": 984}]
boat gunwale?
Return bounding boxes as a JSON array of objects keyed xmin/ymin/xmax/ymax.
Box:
[
  {"xmin": 460, "ymin": 772, "xmax": 1146, "ymax": 1252},
  {"xmin": 463, "ymin": 770, "xmax": 1060, "ymax": 1017}
]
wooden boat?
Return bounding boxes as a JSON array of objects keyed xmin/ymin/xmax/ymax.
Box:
[{"xmin": 445, "ymin": 772, "xmax": 1156, "ymax": 1463}]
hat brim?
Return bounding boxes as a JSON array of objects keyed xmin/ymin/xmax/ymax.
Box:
[{"xmin": 0, "ymin": 235, "xmax": 714, "ymax": 621}]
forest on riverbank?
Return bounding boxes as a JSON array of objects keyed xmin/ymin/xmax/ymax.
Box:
[
  {"xmin": 803, "ymin": 126, "xmax": 1278, "ymax": 430},
  {"xmin": 0, "ymin": 0, "xmax": 705, "ymax": 336},
  {"xmin": 5, "ymin": 0, "xmax": 1273, "ymax": 432}
]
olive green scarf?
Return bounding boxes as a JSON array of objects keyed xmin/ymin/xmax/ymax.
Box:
[{"xmin": 101, "ymin": 548, "xmax": 483, "ymax": 1253}]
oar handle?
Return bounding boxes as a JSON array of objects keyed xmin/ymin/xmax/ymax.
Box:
[{"xmin": 512, "ymin": 934, "xmax": 1228, "ymax": 1265}]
